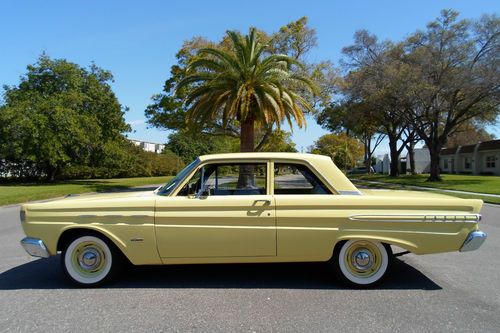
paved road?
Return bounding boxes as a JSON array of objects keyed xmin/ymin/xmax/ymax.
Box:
[{"xmin": 0, "ymin": 203, "xmax": 499, "ymax": 332}]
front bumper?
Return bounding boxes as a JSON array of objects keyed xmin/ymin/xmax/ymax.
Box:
[
  {"xmin": 460, "ymin": 231, "xmax": 487, "ymax": 252},
  {"xmin": 20, "ymin": 237, "xmax": 50, "ymax": 258}
]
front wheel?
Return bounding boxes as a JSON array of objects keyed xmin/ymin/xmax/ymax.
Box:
[
  {"xmin": 62, "ymin": 234, "xmax": 121, "ymax": 287},
  {"xmin": 332, "ymin": 240, "xmax": 391, "ymax": 288}
]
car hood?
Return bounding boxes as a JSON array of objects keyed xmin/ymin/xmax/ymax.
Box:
[{"xmin": 23, "ymin": 190, "xmax": 157, "ymax": 212}]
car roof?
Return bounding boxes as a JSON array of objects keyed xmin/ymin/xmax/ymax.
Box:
[{"xmin": 198, "ymin": 152, "xmax": 331, "ymax": 162}]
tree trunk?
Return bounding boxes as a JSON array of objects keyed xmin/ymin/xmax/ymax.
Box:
[
  {"xmin": 363, "ymin": 134, "xmax": 371, "ymax": 173},
  {"xmin": 238, "ymin": 116, "xmax": 256, "ymax": 188},
  {"xmin": 46, "ymin": 165, "xmax": 57, "ymax": 182},
  {"xmin": 254, "ymin": 127, "xmax": 272, "ymax": 152},
  {"xmin": 427, "ymin": 143, "xmax": 443, "ymax": 181},
  {"xmin": 408, "ymin": 141, "xmax": 416, "ymax": 175},
  {"xmin": 388, "ymin": 136, "xmax": 400, "ymax": 177},
  {"xmin": 365, "ymin": 154, "xmax": 372, "ymax": 174},
  {"xmin": 240, "ymin": 116, "xmax": 255, "ymax": 152}
]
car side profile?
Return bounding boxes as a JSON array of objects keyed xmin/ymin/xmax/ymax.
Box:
[{"xmin": 20, "ymin": 153, "xmax": 487, "ymax": 287}]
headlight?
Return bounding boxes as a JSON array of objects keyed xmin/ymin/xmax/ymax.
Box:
[{"xmin": 20, "ymin": 208, "xmax": 26, "ymax": 223}]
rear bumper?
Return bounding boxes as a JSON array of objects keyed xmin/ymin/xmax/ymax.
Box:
[
  {"xmin": 460, "ymin": 231, "xmax": 487, "ymax": 252},
  {"xmin": 20, "ymin": 237, "xmax": 50, "ymax": 258}
]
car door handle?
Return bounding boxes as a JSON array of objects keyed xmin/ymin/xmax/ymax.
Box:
[{"xmin": 253, "ymin": 199, "xmax": 271, "ymax": 205}]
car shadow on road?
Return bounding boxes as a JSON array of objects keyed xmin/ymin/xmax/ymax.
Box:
[{"xmin": 0, "ymin": 256, "xmax": 441, "ymax": 290}]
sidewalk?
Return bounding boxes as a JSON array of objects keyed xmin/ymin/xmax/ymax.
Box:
[{"xmin": 352, "ymin": 179, "xmax": 500, "ymax": 198}]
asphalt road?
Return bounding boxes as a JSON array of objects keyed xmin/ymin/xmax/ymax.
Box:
[{"xmin": 0, "ymin": 203, "xmax": 499, "ymax": 332}]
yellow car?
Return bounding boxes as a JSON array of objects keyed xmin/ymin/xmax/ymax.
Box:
[{"xmin": 20, "ymin": 153, "xmax": 487, "ymax": 287}]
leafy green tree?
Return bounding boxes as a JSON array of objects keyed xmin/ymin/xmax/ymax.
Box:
[
  {"xmin": 271, "ymin": 16, "xmax": 317, "ymax": 60},
  {"xmin": 316, "ymin": 99, "xmax": 385, "ymax": 173},
  {"xmin": 271, "ymin": 17, "xmax": 338, "ymax": 109},
  {"xmin": 145, "ymin": 17, "xmax": 337, "ymax": 151},
  {"xmin": 177, "ymin": 28, "xmax": 317, "ymax": 152},
  {"xmin": 259, "ymin": 129, "xmax": 297, "ymax": 152},
  {"xmin": 166, "ymin": 130, "xmax": 239, "ymax": 163},
  {"xmin": 403, "ymin": 10, "xmax": 500, "ymax": 181},
  {"xmin": 445, "ymin": 121, "xmax": 495, "ymax": 148},
  {"xmin": 340, "ymin": 31, "xmax": 416, "ymax": 177},
  {"xmin": 0, "ymin": 54, "xmax": 131, "ymax": 180},
  {"xmin": 310, "ymin": 133, "xmax": 363, "ymax": 171}
]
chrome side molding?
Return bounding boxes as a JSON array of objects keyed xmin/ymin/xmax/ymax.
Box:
[
  {"xmin": 348, "ymin": 214, "xmax": 481, "ymax": 223},
  {"xmin": 338, "ymin": 190, "xmax": 362, "ymax": 196}
]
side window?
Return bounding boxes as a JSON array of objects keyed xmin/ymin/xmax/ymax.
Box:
[
  {"xmin": 274, "ymin": 163, "xmax": 331, "ymax": 195},
  {"xmin": 177, "ymin": 168, "xmax": 202, "ymax": 196},
  {"xmin": 178, "ymin": 163, "xmax": 267, "ymax": 196}
]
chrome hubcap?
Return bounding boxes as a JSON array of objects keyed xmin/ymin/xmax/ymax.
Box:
[
  {"xmin": 78, "ymin": 248, "xmax": 101, "ymax": 271},
  {"xmin": 352, "ymin": 249, "xmax": 373, "ymax": 270}
]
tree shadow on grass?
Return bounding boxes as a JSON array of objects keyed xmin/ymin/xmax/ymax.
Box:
[{"xmin": 0, "ymin": 256, "xmax": 441, "ymax": 291}]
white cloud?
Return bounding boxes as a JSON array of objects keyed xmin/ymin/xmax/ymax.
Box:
[{"xmin": 127, "ymin": 119, "xmax": 145, "ymax": 126}]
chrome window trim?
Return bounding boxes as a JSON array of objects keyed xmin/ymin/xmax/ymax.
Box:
[{"xmin": 339, "ymin": 190, "xmax": 362, "ymax": 196}]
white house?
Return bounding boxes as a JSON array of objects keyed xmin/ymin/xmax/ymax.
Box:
[
  {"xmin": 440, "ymin": 139, "xmax": 500, "ymax": 175},
  {"xmin": 129, "ymin": 139, "xmax": 165, "ymax": 154},
  {"xmin": 404, "ymin": 148, "xmax": 430, "ymax": 174}
]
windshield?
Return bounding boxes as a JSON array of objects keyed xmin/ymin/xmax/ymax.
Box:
[{"xmin": 156, "ymin": 158, "xmax": 199, "ymax": 196}]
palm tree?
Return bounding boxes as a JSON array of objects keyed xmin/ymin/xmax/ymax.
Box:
[{"xmin": 177, "ymin": 28, "xmax": 317, "ymax": 152}]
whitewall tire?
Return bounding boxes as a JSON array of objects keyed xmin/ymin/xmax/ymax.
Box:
[
  {"xmin": 333, "ymin": 240, "xmax": 391, "ymax": 288},
  {"xmin": 62, "ymin": 235, "xmax": 120, "ymax": 287}
]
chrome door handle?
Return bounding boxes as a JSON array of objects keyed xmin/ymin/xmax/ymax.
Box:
[{"xmin": 253, "ymin": 199, "xmax": 271, "ymax": 205}]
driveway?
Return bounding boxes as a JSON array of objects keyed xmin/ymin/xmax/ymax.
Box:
[{"xmin": 0, "ymin": 203, "xmax": 498, "ymax": 332}]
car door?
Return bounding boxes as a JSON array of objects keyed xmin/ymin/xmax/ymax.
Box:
[
  {"xmin": 273, "ymin": 162, "xmax": 340, "ymax": 261},
  {"xmin": 155, "ymin": 162, "xmax": 276, "ymax": 259}
]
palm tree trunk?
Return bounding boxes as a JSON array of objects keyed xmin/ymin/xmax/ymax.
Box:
[
  {"xmin": 240, "ymin": 116, "xmax": 255, "ymax": 152},
  {"xmin": 238, "ymin": 116, "xmax": 255, "ymax": 188}
]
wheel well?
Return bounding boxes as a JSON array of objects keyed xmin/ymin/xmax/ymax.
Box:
[
  {"xmin": 57, "ymin": 228, "xmax": 116, "ymax": 252},
  {"xmin": 331, "ymin": 239, "xmax": 394, "ymax": 260}
]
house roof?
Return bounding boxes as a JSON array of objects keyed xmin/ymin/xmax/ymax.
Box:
[
  {"xmin": 460, "ymin": 145, "xmax": 475, "ymax": 153},
  {"xmin": 441, "ymin": 139, "xmax": 500, "ymax": 155},
  {"xmin": 478, "ymin": 139, "xmax": 500, "ymax": 151},
  {"xmin": 441, "ymin": 147, "xmax": 457, "ymax": 155}
]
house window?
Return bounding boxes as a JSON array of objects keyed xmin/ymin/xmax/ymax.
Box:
[
  {"xmin": 486, "ymin": 156, "xmax": 496, "ymax": 169},
  {"xmin": 464, "ymin": 157, "xmax": 472, "ymax": 170},
  {"xmin": 443, "ymin": 159, "xmax": 449, "ymax": 170}
]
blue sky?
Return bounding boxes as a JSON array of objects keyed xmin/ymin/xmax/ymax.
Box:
[{"xmin": 1, "ymin": 1, "xmax": 499, "ymax": 155}]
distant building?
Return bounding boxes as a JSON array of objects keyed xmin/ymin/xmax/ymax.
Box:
[
  {"xmin": 440, "ymin": 139, "xmax": 500, "ymax": 176},
  {"xmin": 374, "ymin": 154, "xmax": 391, "ymax": 174},
  {"xmin": 402, "ymin": 148, "xmax": 430, "ymax": 174},
  {"xmin": 129, "ymin": 139, "xmax": 165, "ymax": 154},
  {"xmin": 374, "ymin": 150, "xmax": 430, "ymax": 175}
]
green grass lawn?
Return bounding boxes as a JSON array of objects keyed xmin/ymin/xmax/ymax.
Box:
[
  {"xmin": 0, "ymin": 176, "xmax": 173, "ymax": 206},
  {"xmin": 349, "ymin": 173, "xmax": 500, "ymax": 194},
  {"xmin": 350, "ymin": 174, "xmax": 500, "ymax": 204}
]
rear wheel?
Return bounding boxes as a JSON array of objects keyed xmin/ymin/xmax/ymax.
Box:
[
  {"xmin": 61, "ymin": 234, "xmax": 121, "ymax": 287},
  {"xmin": 333, "ymin": 240, "xmax": 390, "ymax": 288}
]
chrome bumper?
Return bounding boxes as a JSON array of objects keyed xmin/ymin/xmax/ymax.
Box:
[
  {"xmin": 20, "ymin": 237, "xmax": 50, "ymax": 258},
  {"xmin": 460, "ymin": 231, "xmax": 487, "ymax": 252}
]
